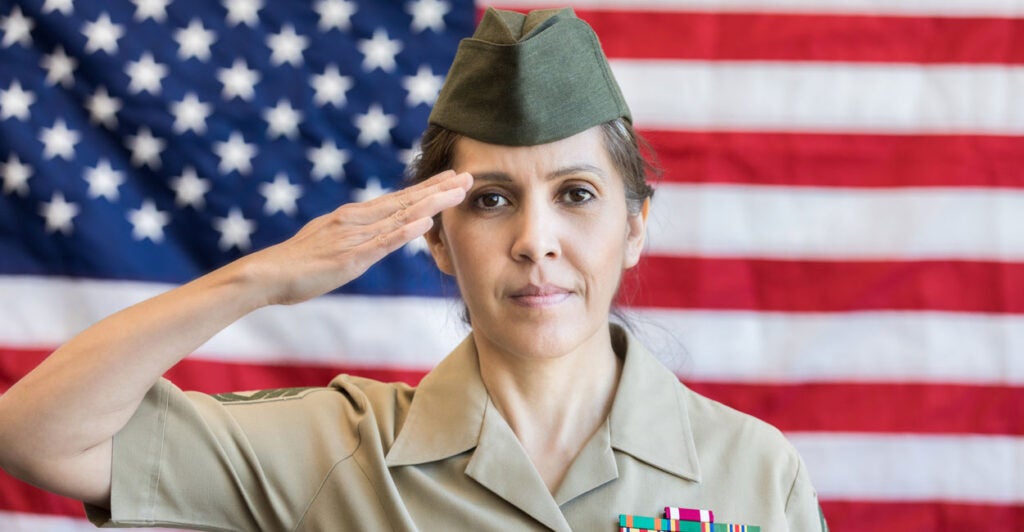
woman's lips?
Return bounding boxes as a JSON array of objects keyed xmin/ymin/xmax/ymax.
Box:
[{"xmin": 509, "ymin": 284, "xmax": 572, "ymax": 308}]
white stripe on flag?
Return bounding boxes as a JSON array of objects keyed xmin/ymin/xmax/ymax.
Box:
[
  {"xmin": 496, "ymin": 0, "xmax": 1024, "ymax": 18},
  {"xmin": 613, "ymin": 61, "xmax": 1024, "ymax": 134},
  {"xmin": 627, "ymin": 309, "xmax": 1024, "ymax": 384},
  {"xmin": 4, "ymin": 276, "xmax": 1023, "ymax": 384},
  {"xmin": 791, "ymin": 433, "xmax": 1024, "ymax": 503},
  {"xmin": 647, "ymin": 184, "xmax": 1024, "ymax": 260},
  {"xmin": 0, "ymin": 275, "xmax": 466, "ymax": 368}
]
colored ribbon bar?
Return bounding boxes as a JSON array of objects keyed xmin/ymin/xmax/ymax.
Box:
[
  {"xmin": 620, "ymin": 526, "xmax": 711, "ymax": 532},
  {"xmin": 619, "ymin": 514, "xmax": 759, "ymax": 532},
  {"xmin": 665, "ymin": 506, "xmax": 714, "ymax": 523}
]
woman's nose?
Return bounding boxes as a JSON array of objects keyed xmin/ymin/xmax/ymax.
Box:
[{"xmin": 509, "ymin": 200, "xmax": 561, "ymax": 262}]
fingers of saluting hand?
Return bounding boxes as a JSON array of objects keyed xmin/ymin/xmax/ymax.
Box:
[
  {"xmin": 257, "ymin": 171, "xmax": 471, "ymax": 306},
  {"xmin": 336, "ymin": 170, "xmax": 472, "ymax": 258},
  {"xmin": 352, "ymin": 170, "xmax": 472, "ymax": 225}
]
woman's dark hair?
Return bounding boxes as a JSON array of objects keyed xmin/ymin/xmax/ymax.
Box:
[{"xmin": 407, "ymin": 118, "xmax": 658, "ymax": 212}]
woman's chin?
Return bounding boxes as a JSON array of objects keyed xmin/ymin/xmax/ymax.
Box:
[{"xmin": 473, "ymin": 320, "xmax": 607, "ymax": 362}]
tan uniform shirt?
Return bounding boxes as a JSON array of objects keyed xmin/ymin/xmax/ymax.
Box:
[{"xmin": 87, "ymin": 327, "xmax": 824, "ymax": 531}]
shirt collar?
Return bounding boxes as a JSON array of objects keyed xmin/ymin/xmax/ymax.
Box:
[
  {"xmin": 607, "ymin": 324, "xmax": 702, "ymax": 482},
  {"xmin": 385, "ymin": 334, "xmax": 487, "ymax": 466},
  {"xmin": 385, "ymin": 325, "xmax": 702, "ymax": 484}
]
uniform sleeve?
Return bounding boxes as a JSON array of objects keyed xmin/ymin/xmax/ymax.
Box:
[
  {"xmin": 784, "ymin": 455, "xmax": 828, "ymax": 532},
  {"xmin": 84, "ymin": 378, "xmax": 365, "ymax": 531}
]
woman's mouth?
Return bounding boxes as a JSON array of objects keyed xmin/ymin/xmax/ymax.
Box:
[{"xmin": 509, "ymin": 284, "xmax": 572, "ymax": 308}]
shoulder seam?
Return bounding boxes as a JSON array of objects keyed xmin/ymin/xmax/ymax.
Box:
[
  {"xmin": 782, "ymin": 454, "xmax": 802, "ymax": 519},
  {"xmin": 290, "ymin": 417, "xmax": 364, "ymax": 532}
]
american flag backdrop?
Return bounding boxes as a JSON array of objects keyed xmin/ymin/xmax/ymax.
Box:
[{"xmin": 0, "ymin": 0, "xmax": 1022, "ymax": 530}]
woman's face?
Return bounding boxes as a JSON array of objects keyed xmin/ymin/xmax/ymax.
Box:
[{"xmin": 426, "ymin": 126, "xmax": 647, "ymax": 360}]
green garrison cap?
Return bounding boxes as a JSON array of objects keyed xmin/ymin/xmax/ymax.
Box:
[{"xmin": 428, "ymin": 7, "xmax": 631, "ymax": 146}]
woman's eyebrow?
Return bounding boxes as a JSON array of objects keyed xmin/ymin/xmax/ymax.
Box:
[
  {"xmin": 550, "ymin": 164, "xmax": 608, "ymax": 182},
  {"xmin": 470, "ymin": 171, "xmax": 514, "ymax": 183},
  {"xmin": 469, "ymin": 165, "xmax": 607, "ymax": 183}
]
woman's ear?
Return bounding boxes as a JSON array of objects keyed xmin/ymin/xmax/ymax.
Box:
[
  {"xmin": 425, "ymin": 222, "xmax": 455, "ymax": 275},
  {"xmin": 623, "ymin": 198, "xmax": 649, "ymax": 269}
]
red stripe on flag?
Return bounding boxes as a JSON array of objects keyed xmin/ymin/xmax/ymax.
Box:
[
  {"xmin": 489, "ymin": 7, "xmax": 1024, "ymax": 64},
  {"xmin": 5, "ymin": 348, "xmax": 1021, "ymax": 435},
  {"xmin": 0, "ymin": 472, "xmax": 85, "ymax": 518},
  {"xmin": 821, "ymin": 500, "xmax": 1024, "ymax": 530},
  {"xmin": 688, "ymin": 381, "xmax": 1024, "ymax": 435},
  {"xmin": 0, "ymin": 348, "xmax": 427, "ymax": 396},
  {"xmin": 165, "ymin": 355, "xmax": 428, "ymax": 393},
  {"xmin": 640, "ymin": 130, "xmax": 1024, "ymax": 188},
  {"xmin": 623, "ymin": 257, "xmax": 1024, "ymax": 313}
]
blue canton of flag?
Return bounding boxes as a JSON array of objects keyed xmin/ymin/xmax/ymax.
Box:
[{"xmin": 0, "ymin": 0, "xmax": 474, "ymax": 295}]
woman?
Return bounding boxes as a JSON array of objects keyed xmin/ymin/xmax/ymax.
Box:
[{"xmin": 0, "ymin": 8, "xmax": 825, "ymax": 531}]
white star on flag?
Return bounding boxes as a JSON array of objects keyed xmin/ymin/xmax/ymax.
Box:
[
  {"xmin": 39, "ymin": 192, "xmax": 79, "ymax": 235},
  {"xmin": 39, "ymin": 119, "xmax": 80, "ymax": 161},
  {"xmin": 315, "ymin": 0, "xmax": 357, "ymax": 32},
  {"xmin": 224, "ymin": 0, "xmax": 263, "ymax": 27},
  {"xmin": 218, "ymin": 59, "xmax": 260, "ymax": 100},
  {"xmin": 170, "ymin": 166, "xmax": 211, "ymax": 209},
  {"xmin": 264, "ymin": 99, "xmax": 302, "ymax": 139},
  {"xmin": 407, "ymin": 0, "xmax": 449, "ymax": 33},
  {"xmin": 85, "ymin": 159, "xmax": 125, "ymax": 201},
  {"xmin": 1, "ymin": 153, "xmax": 32, "ymax": 197},
  {"xmin": 307, "ymin": 139, "xmax": 349, "ymax": 181},
  {"xmin": 128, "ymin": 200, "xmax": 171, "ymax": 242},
  {"xmin": 1, "ymin": 6, "xmax": 34, "ymax": 48},
  {"xmin": 125, "ymin": 52, "xmax": 168, "ymax": 95},
  {"xmin": 215, "ymin": 132, "xmax": 257, "ymax": 175},
  {"xmin": 126, "ymin": 127, "xmax": 166, "ymax": 170},
  {"xmin": 171, "ymin": 92, "xmax": 212, "ymax": 134},
  {"xmin": 355, "ymin": 104, "xmax": 397, "ymax": 146},
  {"xmin": 131, "ymin": 0, "xmax": 171, "ymax": 23},
  {"xmin": 42, "ymin": 46, "xmax": 77, "ymax": 88},
  {"xmin": 311, "ymin": 64, "xmax": 352, "ymax": 107},
  {"xmin": 398, "ymin": 140, "xmax": 420, "ymax": 167},
  {"xmin": 81, "ymin": 13, "xmax": 124, "ymax": 55},
  {"xmin": 358, "ymin": 29, "xmax": 402, "ymax": 72},
  {"xmin": 213, "ymin": 207, "xmax": 256, "ymax": 251},
  {"xmin": 41, "ymin": 0, "xmax": 73, "ymax": 16},
  {"xmin": 260, "ymin": 173, "xmax": 303, "ymax": 215},
  {"xmin": 0, "ymin": 80, "xmax": 35, "ymax": 121},
  {"xmin": 267, "ymin": 24, "xmax": 308, "ymax": 67},
  {"xmin": 86, "ymin": 86, "xmax": 122, "ymax": 129},
  {"xmin": 175, "ymin": 19, "xmax": 216, "ymax": 61},
  {"xmin": 402, "ymin": 65, "xmax": 443, "ymax": 106}
]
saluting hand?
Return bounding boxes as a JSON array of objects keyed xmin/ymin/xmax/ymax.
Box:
[{"xmin": 242, "ymin": 170, "xmax": 472, "ymax": 306}]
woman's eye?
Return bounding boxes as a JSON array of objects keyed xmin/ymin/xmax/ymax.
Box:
[
  {"xmin": 473, "ymin": 192, "xmax": 509, "ymax": 209},
  {"xmin": 562, "ymin": 187, "xmax": 594, "ymax": 204}
]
